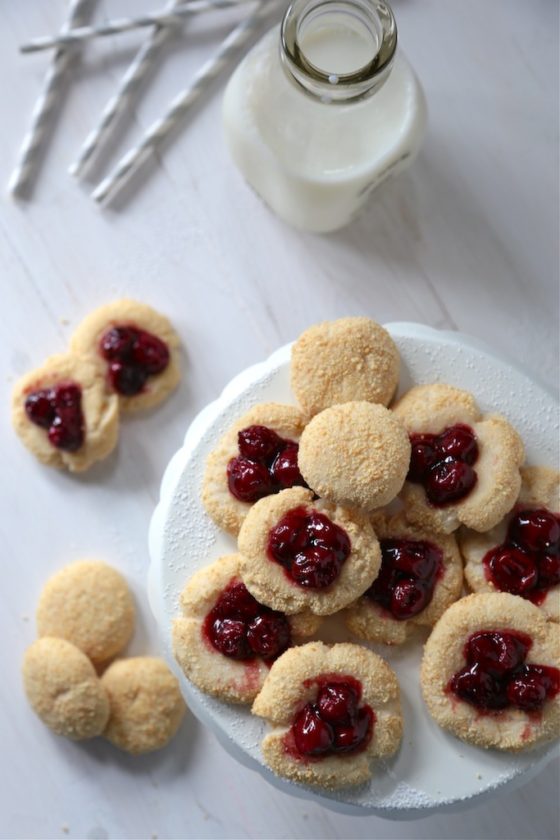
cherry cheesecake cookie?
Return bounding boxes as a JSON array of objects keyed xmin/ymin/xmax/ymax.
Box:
[
  {"xmin": 252, "ymin": 641, "xmax": 403, "ymax": 789},
  {"xmin": 172, "ymin": 554, "xmax": 320, "ymax": 704},
  {"xmin": 460, "ymin": 466, "xmax": 559, "ymax": 622},
  {"xmin": 393, "ymin": 383, "xmax": 524, "ymax": 534},
  {"xmin": 421, "ymin": 593, "xmax": 560, "ymax": 750},
  {"xmin": 346, "ymin": 513, "xmax": 463, "ymax": 645}
]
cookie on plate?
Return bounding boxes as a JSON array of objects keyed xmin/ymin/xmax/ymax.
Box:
[
  {"xmin": 460, "ymin": 466, "xmax": 559, "ymax": 622},
  {"xmin": 345, "ymin": 512, "xmax": 463, "ymax": 645},
  {"xmin": 237, "ymin": 487, "xmax": 381, "ymax": 616},
  {"xmin": 70, "ymin": 299, "xmax": 180, "ymax": 412},
  {"xmin": 291, "ymin": 317, "xmax": 400, "ymax": 417},
  {"xmin": 393, "ymin": 383, "xmax": 524, "ymax": 533},
  {"xmin": 202, "ymin": 403, "xmax": 307, "ymax": 536},
  {"xmin": 23, "ymin": 638, "xmax": 110, "ymax": 740},
  {"xmin": 172, "ymin": 554, "xmax": 320, "ymax": 704},
  {"xmin": 298, "ymin": 401, "xmax": 410, "ymax": 510},
  {"xmin": 101, "ymin": 657, "xmax": 186, "ymax": 754},
  {"xmin": 37, "ymin": 560, "xmax": 135, "ymax": 665},
  {"xmin": 11, "ymin": 353, "xmax": 119, "ymax": 472},
  {"xmin": 252, "ymin": 641, "xmax": 402, "ymax": 789},
  {"xmin": 421, "ymin": 593, "xmax": 560, "ymax": 750}
]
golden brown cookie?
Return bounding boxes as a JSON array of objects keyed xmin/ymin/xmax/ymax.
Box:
[
  {"xmin": 11, "ymin": 353, "xmax": 119, "ymax": 472},
  {"xmin": 237, "ymin": 487, "xmax": 381, "ymax": 616},
  {"xmin": 345, "ymin": 512, "xmax": 463, "ymax": 645},
  {"xmin": 202, "ymin": 403, "xmax": 307, "ymax": 536},
  {"xmin": 421, "ymin": 593, "xmax": 560, "ymax": 750},
  {"xmin": 291, "ymin": 317, "xmax": 400, "ymax": 416},
  {"xmin": 70, "ymin": 299, "xmax": 180, "ymax": 412},
  {"xmin": 252, "ymin": 641, "xmax": 402, "ymax": 789},
  {"xmin": 23, "ymin": 638, "xmax": 110, "ymax": 740},
  {"xmin": 460, "ymin": 466, "xmax": 560, "ymax": 622},
  {"xmin": 393, "ymin": 383, "xmax": 524, "ymax": 533},
  {"xmin": 172, "ymin": 554, "xmax": 320, "ymax": 704},
  {"xmin": 37, "ymin": 561, "xmax": 135, "ymax": 665},
  {"xmin": 298, "ymin": 402, "xmax": 410, "ymax": 510},
  {"xmin": 101, "ymin": 657, "xmax": 186, "ymax": 754}
]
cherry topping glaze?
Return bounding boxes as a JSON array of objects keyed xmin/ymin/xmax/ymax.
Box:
[
  {"xmin": 203, "ymin": 580, "xmax": 290, "ymax": 663},
  {"xmin": 25, "ymin": 383, "xmax": 85, "ymax": 452},
  {"xmin": 483, "ymin": 508, "xmax": 560, "ymax": 604},
  {"xmin": 407, "ymin": 424, "xmax": 479, "ymax": 506},
  {"xmin": 268, "ymin": 506, "xmax": 351, "ymax": 589},
  {"xmin": 366, "ymin": 539, "xmax": 443, "ymax": 620},
  {"xmin": 99, "ymin": 325, "xmax": 170, "ymax": 396},
  {"xmin": 227, "ymin": 425, "xmax": 306, "ymax": 503},
  {"xmin": 447, "ymin": 629, "xmax": 560, "ymax": 713},
  {"xmin": 290, "ymin": 676, "xmax": 374, "ymax": 759}
]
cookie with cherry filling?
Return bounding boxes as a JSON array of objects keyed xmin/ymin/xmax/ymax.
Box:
[
  {"xmin": 202, "ymin": 403, "xmax": 307, "ymax": 536},
  {"xmin": 460, "ymin": 466, "xmax": 559, "ymax": 623},
  {"xmin": 70, "ymin": 299, "xmax": 180, "ymax": 412},
  {"xmin": 238, "ymin": 487, "xmax": 380, "ymax": 617},
  {"xmin": 12, "ymin": 353, "xmax": 119, "ymax": 472},
  {"xmin": 291, "ymin": 317, "xmax": 400, "ymax": 417},
  {"xmin": 172, "ymin": 554, "xmax": 320, "ymax": 704},
  {"xmin": 345, "ymin": 513, "xmax": 463, "ymax": 645},
  {"xmin": 252, "ymin": 641, "xmax": 402, "ymax": 789},
  {"xmin": 421, "ymin": 592, "xmax": 560, "ymax": 750},
  {"xmin": 298, "ymin": 401, "xmax": 410, "ymax": 511},
  {"xmin": 393, "ymin": 383, "xmax": 524, "ymax": 534}
]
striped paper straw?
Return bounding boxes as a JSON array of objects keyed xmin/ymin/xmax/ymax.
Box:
[
  {"xmin": 21, "ymin": 0, "xmax": 254, "ymax": 54},
  {"xmin": 9, "ymin": 0, "xmax": 94, "ymax": 197},
  {"xmin": 70, "ymin": 0, "xmax": 185, "ymax": 179},
  {"xmin": 92, "ymin": 0, "xmax": 275, "ymax": 206}
]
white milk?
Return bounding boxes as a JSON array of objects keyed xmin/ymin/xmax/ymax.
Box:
[{"xmin": 223, "ymin": 5, "xmax": 427, "ymax": 233}]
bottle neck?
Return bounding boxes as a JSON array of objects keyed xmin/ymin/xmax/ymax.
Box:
[{"xmin": 280, "ymin": 0, "xmax": 397, "ymax": 105}]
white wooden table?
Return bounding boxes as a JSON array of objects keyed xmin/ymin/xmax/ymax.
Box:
[{"xmin": 0, "ymin": 2, "xmax": 558, "ymax": 838}]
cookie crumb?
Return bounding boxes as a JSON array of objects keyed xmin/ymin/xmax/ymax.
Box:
[
  {"xmin": 62, "ymin": 825, "xmax": 69, "ymax": 834},
  {"xmin": 60, "ymin": 318, "xmax": 70, "ymax": 326}
]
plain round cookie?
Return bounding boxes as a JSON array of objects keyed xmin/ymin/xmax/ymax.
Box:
[
  {"xmin": 172, "ymin": 554, "xmax": 321, "ymax": 704},
  {"xmin": 23, "ymin": 638, "xmax": 110, "ymax": 740},
  {"xmin": 11, "ymin": 353, "xmax": 119, "ymax": 472},
  {"xmin": 70, "ymin": 299, "xmax": 181, "ymax": 412},
  {"xmin": 291, "ymin": 317, "xmax": 400, "ymax": 417},
  {"xmin": 37, "ymin": 561, "xmax": 135, "ymax": 665},
  {"xmin": 420, "ymin": 593, "xmax": 560, "ymax": 751},
  {"xmin": 202, "ymin": 403, "xmax": 307, "ymax": 536},
  {"xmin": 345, "ymin": 512, "xmax": 463, "ymax": 645},
  {"xmin": 460, "ymin": 466, "xmax": 560, "ymax": 622},
  {"xmin": 238, "ymin": 487, "xmax": 381, "ymax": 616},
  {"xmin": 252, "ymin": 641, "xmax": 402, "ymax": 789},
  {"xmin": 298, "ymin": 402, "xmax": 410, "ymax": 510},
  {"xmin": 101, "ymin": 657, "xmax": 186, "ymax": 754},
  {"xmin": 393, "ymin": 383, "xmax": 525, "ymax": 533}
]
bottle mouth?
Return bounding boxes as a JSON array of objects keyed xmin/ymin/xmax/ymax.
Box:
[{"xmin": 281, "ymin": 0, "xmax": 398, "ymax": 104}]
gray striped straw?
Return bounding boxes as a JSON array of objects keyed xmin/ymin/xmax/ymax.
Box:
[
  {"xmin": 8, "ymin": 0, "xmax": 94, "ymax": 197},
  {"xmin": 92, "ymin": 0, "xmax": 275, "ymax": 206},
  {"xmin": 22, "ymin": 0, "xmax": 254, "ymax": 54},
  {"xmin": 70, "ymin": 0, "xmax": 185, "ymax": 180}
]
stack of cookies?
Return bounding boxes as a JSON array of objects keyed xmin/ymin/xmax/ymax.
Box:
[{"xmin": 172, "ymin": 317, "xmax": 560, "ymax": 790}]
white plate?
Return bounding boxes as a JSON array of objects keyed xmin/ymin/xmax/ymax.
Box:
[{"xmin": 148, "ymin": 322, "xmax": 559, "ymax": 818}]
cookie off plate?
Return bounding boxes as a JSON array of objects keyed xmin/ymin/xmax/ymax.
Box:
[{"xmin": 147, "ymin": 322, "xmax": 559, "ymax": 818}]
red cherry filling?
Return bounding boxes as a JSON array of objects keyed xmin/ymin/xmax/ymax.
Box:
[
  {"xmin": 227, "ymin": 424, "xmax": 306, "ymax": 503},
  {"xmin": 407, "ymin": 424, "xmax": 478, "ymax": 506},
  {"xmin": 366, "ymin": 539, "xmax": 442, "ymax": 620},
  {"xmin": 291, "ymin": 676, "xmax": 374, "ymax": 758},
  {"xmin": 24, "ymin": 383, "xmax": 85, "ymax": 452},
  {"xmin": 99, "ymin": 325, "xmax": 170, "ymax": 396},
  {"xmin": 448, "ymin": 630, "xmax": 560, "ymax": 714},
  {"xmin": 203, "ymin": 580, "xmax": 290, "ymax": 662},
  {"xmin": 483, "ymin": 508, "xmax": 560, "ymax": 604},
  {"xmin": 267, "ymin": 506, "xmax": 351, "ymax": 589}
]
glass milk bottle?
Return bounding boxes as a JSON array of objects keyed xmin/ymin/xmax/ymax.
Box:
[{"xmin": 223, "ymin": 0, "xmax": 427, "ymax": 233}]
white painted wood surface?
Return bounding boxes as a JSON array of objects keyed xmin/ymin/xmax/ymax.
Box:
[{"xmin": 0, "ymin": 2, "xmax": 557, "ymax": 838}]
